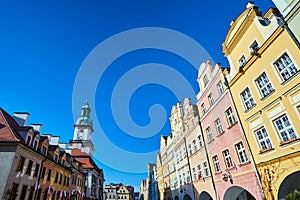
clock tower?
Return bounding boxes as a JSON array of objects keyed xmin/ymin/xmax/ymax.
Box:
[{"xmin": 70, "ymin": 100, "xmax": 95, "ymax": 156}]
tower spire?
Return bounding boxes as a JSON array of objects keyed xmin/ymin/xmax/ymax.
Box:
[{"xmin": 71, "ymin": 100, "xmax": 95, "ymax": 156}]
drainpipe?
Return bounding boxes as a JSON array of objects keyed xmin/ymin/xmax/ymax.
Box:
[
  {"xmin": 183, "ymin": 137, "xmax": 196, "ymax": 200},
  {"xmin": 225, "ymin": 78, "xmax": 265, "ymax": 200},
  {"xmin": 197, "ymin": 119, "xmax": 218, "ymax": 200}
]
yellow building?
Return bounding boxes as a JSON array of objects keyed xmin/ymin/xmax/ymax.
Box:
[{"xmin": 222, "ymin": 2, "xmax": 300, "ymax": 200}]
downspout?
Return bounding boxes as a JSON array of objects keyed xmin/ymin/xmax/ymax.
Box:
[
  {"xmin": 183, "ymin": 137, "xmax": 196, "ymax": 200},
  {"xmin": 225, "ymin": 77, "xmax": 265, "ymax": 200},
  {"xmin": 197, "ymin": 119, "xmax": 218, "ymax": 200}
]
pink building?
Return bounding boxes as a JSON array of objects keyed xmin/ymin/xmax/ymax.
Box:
[{"xmin": 196, "ymin": 60, "xmax": 264, "ymax": 200}]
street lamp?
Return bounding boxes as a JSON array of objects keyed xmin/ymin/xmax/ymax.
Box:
[{"xmin": 222, "ymin": 172, "xmax": 233, "ymax": 184}]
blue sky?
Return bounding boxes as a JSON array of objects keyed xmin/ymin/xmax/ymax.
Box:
[{"xmin": 0, "ymin": 0, "xmax": 275, "ymax": 191}]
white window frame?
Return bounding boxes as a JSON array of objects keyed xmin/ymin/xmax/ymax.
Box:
[
  {"xmin": 235, "ymin": 142, "xmax": 248, "ymax": 164},
  {"xmin": 193, "ymin": 140, "xmax": 197, "ymax": 152},
  {"xmin": 225, "ymin": 107, "xmax": 236, "ymax": 126},
  {"xmin": 217, "ymin": 81, "xmax": 225, "ymax": 95},
  {"xmin": 254, "ymin": 126, "xmax": 272, "ymax": 150},
  {"xmin": 192, "ymin": 168, "xmax": 197, "ymax": 181},
  {"xmin": 203, "ymin": 161, "xmax": 210, "ymax": 177},
  {"xmin": 188, "ymin": 144, "xmax": 192, "ymax": 156},
  {"xmin": 197, "ymin": 164, "xmax": 202, "ymax": 180},
  {"xmin": 273, "ymin": 52, "xmax": 298, "ymax": 82},
  {"xmin": 201, "ymin": 103, "xmax": 206, "ymax": 115},
  {"xmin": 208, "ymin": 93, "xmax": 214, "ymax": 106},
  {"xmin": 212, "ymin": 155, "xmax": 221, "ymax": 173},
  {"xmin": 198, "ymin": 135, "xmax": 203, "ymax": 148},
  {"xmin": 223, "ymin": 149, "xmax": 233, "ymax": 169},
  {"xmin": 239, "ymin": 55, "xmax": 247, "ymax": 67},
  {"xmin": 206, "ymin": 126, "xmax": 213, "ymax": 142},
  {"xmin": 241, "ymin": 87, "xmax": 256, "ymax": 110},
  {"xmin": 203, "ymin": 75, "xmax": 209, "ymax": 87},
  {"xmin": 255, "ymin": 72, "xmax": 274, "ymax": 98},
  {"xmin": 273, "ymin": 114, "xmax": 297, "ymax": 142},
  {"xmin": 214, "ymin": 118, "xmax": 223, "ymax": 135}
]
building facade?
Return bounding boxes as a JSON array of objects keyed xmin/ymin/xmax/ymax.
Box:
[
  {"xmin": 222, "ymin": 3, "xmax": 300, "ymax": 199},
  {"xmin": 272, "ymin": 0, "xmax": 300, "ymax": 46},
  {"xmin": 196, "ymin": 60, "xmax": 264, "ymax": 199}
]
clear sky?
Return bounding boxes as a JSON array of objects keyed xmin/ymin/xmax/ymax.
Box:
[{"xmin": 0, "ymin": 0, "xmax": 275, "ymax": 191}]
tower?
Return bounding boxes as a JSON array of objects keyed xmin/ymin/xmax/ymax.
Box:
[{"xmin": 70, "ymin": 100, "xmax": 95, "ymax": 156}]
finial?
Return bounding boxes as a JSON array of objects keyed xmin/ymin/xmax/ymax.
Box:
[{"xmin": 85, "ymin": 99, "xmax": 89, "ymax": 104}]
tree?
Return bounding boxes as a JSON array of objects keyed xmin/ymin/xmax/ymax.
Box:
[{"xmin": 285, "ymin": 191, "xmax": 300, "ymax": 200}]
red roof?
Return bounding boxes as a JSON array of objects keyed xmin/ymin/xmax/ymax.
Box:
[
  {"xmin": 0, "ymin": 108, "xmax": 20, "ymax": 142},
  {"xmin": 74, "ymin": 157, "xmax": 95, "ymax": 169},
  {"xmin": 71, "ymin": 148, "xmax": 90, "ymax": 157}
]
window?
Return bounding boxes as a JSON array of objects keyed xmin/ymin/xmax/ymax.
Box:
[
  {"xmin": 197, "ymin": 164, "xmax": 202, "ymax": 180},
  {"xmin": 192, "ymin": 168, "xmax": 197, "ymax": 181},
  {"xmin": 34, "ymin": 163, "xmax": 40, "ymax": 177},
  {"xmin": 33, "ymin": 140, "xmax": 38, "ymax": 150},
  {"xmin": 208, "ymin": 93, "xmax": 214, "ymax": 106},
  {"xmin": 255, "ymin": 127, "xmax": 272, "ymax": 150},
  {"xmin": 193, "ymin": 140, "xmax": 197, "ymax": 152},
  {"xmin": 250, "ymin": 40, "xmax": 259, "ymax": 55},
  {"xmin": 225, "ymin": 107, "xmax": 236, "ymax": 126},
  {"xmin": 214, "ymin": 118, "xmax": 223, "ymax": 135},
  {"xmin": 274, "ymin": 52, "xmax": 298, "ymax": 81},
  {"xmin": 26, "ymin": 135, "xmax": 31, "ymax": 146},
  {"xmin": 203, "ymin": 75, "xmax": 209, "ymax": 87},
  {"xmin": 55, "ymin": 172, "xmax": 59, "ymax": 183},
  {"xmin": 16, "ymin": 156, "xmax": 25, "ymax": 172},
  {"xmin": 53, "ymin": 154, "xmax": 58, "ymax": 162},
  {"xmin": 26, "ymin": 160, "xmax": 33, "ymax": 175},
  {"xmin": 239, "ymin": 55, "xmax": 247, "ymax": 67},
  {"xmin": 274, "ymin": 114, "xmax": 296, "ymax": 142},
  {"xmin": 217, "ymin": 81, "xmax": 225, "ymax": 95},
  {"xmin": 9, "ymin": 183, "xmax": 19, "ymax": 200},
  {"xmin": 187, "ymin": 170, "xmax": 191, "ymax": 183},
  {"xmin": 256, "ymin": 72, "xmax": 274, "ymax": 97},
  {"xmin": 223, "ymin": 149, "xmax": 233, "ymax": 169},
  {"xmin": 203, "ymin": 161, "xmax": 210, "ymax": 177},
  {"xmin": 179, "ymin": 175, "xmax": 182, "ymax": 186},
  {"xmin": 188, "ymin": 144, "xmax": 192, "ymax": 156},
  {"xmin": 201, "ymin": 103, "xmax": 206, "ymax": 115},
  {"xmin": 212, "ymin": 156, "xmax": 221, "ymax": 173},
  {"xmin": 41, "ymin": 166, "xmax": 46, "ymax": 179},
  {"xmin": 198, "ymin": 135, "xmax": 203, "ymax": 147},
  {"xmin": 206, "ymin": 127, "xmax": 213, "ymax": 142},
  {"xmin": 235, "ymin": 142, "xmax": 248, "ymax": 164},
  {"xmin": 20, "ymin": 185, "xmax": 28, "ymax": 200},
  {"xmin": 61, "ymin": 160, "xmax": 65, "ymax": 166},
  {"xmin": 47, "ymin": 169, "xmax": 52, "ymax": 181},
  {"xmin": 41, "ymin": 146, "xmax": 47, "ymax": 155},
  {"xmin": 241, "ymin": 87, "xmax": 255, "ymax": 110},
  {"xmin": 59, "ymin": 173, "xmax": 63, "ymax": 184}
]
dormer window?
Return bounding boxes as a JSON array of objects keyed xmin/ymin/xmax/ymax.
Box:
[
  {"xmin": 250, "ymin": 40, "xmax": 259, "ymax": 56},
  {"xmin": 26, "ymin": 135, "xmax": 31, "ymax": 146},
  {"xmin": 239, "ymin": 55, "xmax": 247, "ymax": 67},
  {"xmin": 53, "ymin": 154, "xmax": 58, "ymax": 162},
  {"xmin": 203, "ymin": 75, "xmax": 209, "ymax": 87},
  {"xmin": 41, "ymin": 146, "xmax": 47, "ymax": 155},
  {"xmin": 33, "ymin": 140, "xmax": 38, "ymax": 150}
]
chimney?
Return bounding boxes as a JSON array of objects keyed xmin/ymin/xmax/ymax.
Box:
[
  {"xmin": 30, "ymin": 124, "xmax": 42, "ymax": 132},
  {"xmin": 13, "ymin": 112, "xmax": 30, "ymax": 126},
  {"xmin": 246, "ymin": 1, "xmax": 254, "ymax": 9}
]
